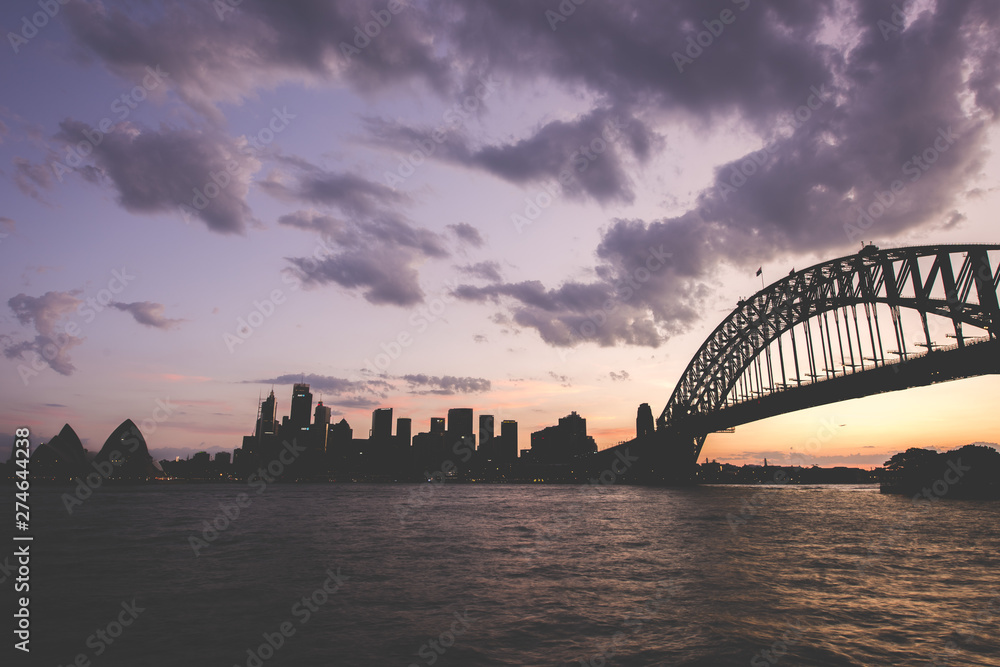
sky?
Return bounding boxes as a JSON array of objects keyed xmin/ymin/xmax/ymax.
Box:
[{"xmin": 1, "ymin": 0, "xmax": 999, "ymax": 467}]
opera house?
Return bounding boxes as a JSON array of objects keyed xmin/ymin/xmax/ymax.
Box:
[{"xmin": 27, "ymin": 419, "xmax": 162, "ymax": 481}]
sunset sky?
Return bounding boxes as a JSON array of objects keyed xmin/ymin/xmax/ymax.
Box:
[{"xmin": 2, "ymin": 0, "xmax": 999, "ymax": 467}]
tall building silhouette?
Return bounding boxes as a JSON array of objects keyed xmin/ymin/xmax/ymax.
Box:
[
  {"xmin": 289, "ymin": 383, "xmax": 313, "ymax": 431},
  {"xmin": 636, "ymin": 403, "xmax": 654, "ymax": 439},
  {"xmin": 479, "ymin": 415, "xmax": 494, "ymax": 450},
  {"xmin": 372, "ymin": 408, "xmax": 393, "ymax": 440},
  {"xmin": 256, "ymin": 389, "xmax": 278, "ymax": 437},
  {"xmin": 448, "ymin": 408, "xmax": 473, "ymax": 438},
  {"xmin": 313, "ymin": 402, "xmax": 332, "ymax": 453},
  {"xmin": 430, "ymin": 417, "xmax": 445, "ymax": 434},
  {"xmin": 529, "ymin": 412, "xmax": 596, "ymax": 464},
  {"xmin": 447, "ymin": 408, "xmax": 474, "ymax": 452},
  {"xmin": 501, "ymin": 419, "xmax": 517, "ymax": 461},
  {"xmin": 315, "ymin": 402, "xmax": 332, "ymax": 426},
  {"xmin": 396, "ymin": 417, "xmax": 412, "ymax": 448}
]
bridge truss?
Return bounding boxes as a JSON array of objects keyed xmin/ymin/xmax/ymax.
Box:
[{"xmin": 657, "ymin": 244, "xmax": 1000, "ymax": 460}]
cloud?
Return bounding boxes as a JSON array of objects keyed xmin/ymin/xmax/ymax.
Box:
[
  {"xmin": 251, "ymin": 373, "xmax": 391, "ymax": 395},
  {"xmin": 457, "ymin": 261, "xmax": 502, "ymax": 282},
  {"xmin": 271, "ymin": 160, "xmax": 449, "ymax": 309},
  {"xmin": 4, "ymin": 291, "xmax": 85, "ymax": 375},
  {"xmin": 12, "ymin": 157, "xmax": 52, "ymax": 202},
  {"xmin": 609, "ymin": 370, "xmax": 630, "ymax": 382},
  {"xmin": 56, "ymin": 0, "xmax": 1000, "ymax": 348},
  {"xmin": 248, "ymin": 373, "xmax": 391, "ymax": 410},
  {"xmin": 111, "ymin": 301, "xmax": 185, "ymax": 330},
  {"xmin": 53, "ymin": 120, "xmax": 260, "ymax": 233},
  {"xmin": 447, "ymin": 222, "xmax": 483, "ymax": 247},
  {"xmin": 401, "ymin": 374, "xmax": 491, "ymax": 395},
  {"xmin": 548, "ymin": 371, "xmax": 571, "ymax": 387},
  {"xmin": 366, "ymin": 108, "xmax": 655, "ymax": 204},
  {"xmin": 61, "ymin": 0, "xmax": 451, "ymax": 120},
  {"xmin": 262, "ymin": 166, "xmax": 408, "ymax": 217},
  {"xmin": 451, "ymin": 260, "xmax": 684, "ymax": 347}
]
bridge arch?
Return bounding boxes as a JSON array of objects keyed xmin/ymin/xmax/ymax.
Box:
[{"xmin": 658, "ymin": 244, "xmax": 1000, "ymax": 446}]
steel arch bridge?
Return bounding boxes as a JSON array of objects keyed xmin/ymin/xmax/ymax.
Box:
[{"xmin": 645, "ymin": 243, "xmax": 1000, "ymax": 472}]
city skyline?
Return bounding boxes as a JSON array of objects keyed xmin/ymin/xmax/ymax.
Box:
[{"xmin": 3, "ymin": 1, "xmax": 1000, "ymax": 466}]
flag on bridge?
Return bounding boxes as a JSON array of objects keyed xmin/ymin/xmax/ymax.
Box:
[{"xmin": 755, "ymin": 267, "xmax": 762, "ymax": 277}]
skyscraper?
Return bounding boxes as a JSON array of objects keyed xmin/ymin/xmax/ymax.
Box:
[
  {"xmin": 448, "ymin": 408, "xmax": 474, "ymax": 438},
  {"xmin": 430, "ymin": 417, "xmax": 445, "ymax": 434},
  {"xmin": 312, "ymin": 402, "xmax": 332, "ymax": 454},
  {"xmin": 396, "ymin": 417, "xmax": 412, "ymax": 448},
  {"xmin": 479, "ymin": 414, "xmax": 494, "ymax": 454},
  {"xmin": 289, "ymin": 383, "xmax": 313, "ymax": 431},
  {"xmin": 372, "ymin": 408, "xmax": 393, "ymax": 440},
  {"xmin": 636, "ymin": 403, "xmax": 654, "ymax": 439},
  {"xmin": 501, "ymin": 419, "xmax": 517, "ymax": 461},
  {"xmin": 256, "ymin": 389, "xmax": 277, "ymax": 437},
  {"xmin": 314, "ymin": 402, "xmax": 332, "ymax": 427}
]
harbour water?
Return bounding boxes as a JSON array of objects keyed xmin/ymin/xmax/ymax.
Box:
[{"xmin": 16, "ymin": 483, "xmax": 1000, "ymax": 666}]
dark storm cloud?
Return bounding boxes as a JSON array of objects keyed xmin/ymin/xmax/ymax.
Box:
[
  {"xmin": 451, "ymin": 266, "xmax": 681, "ymax": 347},
  {"xmin": 61, "ymin": 0, "xmax": 450, "ymax": 120},
  {"xmin": 53, "ymin": 120, "xmax": 258, "ymax": 233},
  {"xmin": 365, "ymin": 107, "xmax": 656, "ymax": 203},
  {"xmin": 273, "ymin": 157, "xmax": 450, "ymax": 307},
  {"xmin": 447, "ymin": 222, "xmax": 483, "ymax": 247},
  {"xmin": 401, "ymin": 374, "xmax": 491, "ymax": 395},
  {"xmin": 111, "ymin": 301, "xmax": 185, "ymax": 330},
  {"xmin": 280, "ymin": 207, "xmax": 449, "ymax": 307},
  {"xmin": 4, "ymin": 291, "xmax": 84, "ymax": 375},
  {"xmin": 262, "ymin": 167, "xmax": 408, "ymax": 218},
  {"xmin": 451, "ymin": 1, "xmax": 1000, "ymax": 348},
  {"xmin": 60, "ymin": 1, "xmax": 1000, "ymax": 344},
  {"xmin": 457, "ymin": 261, "xmax": 502, "ymax": 282}
]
